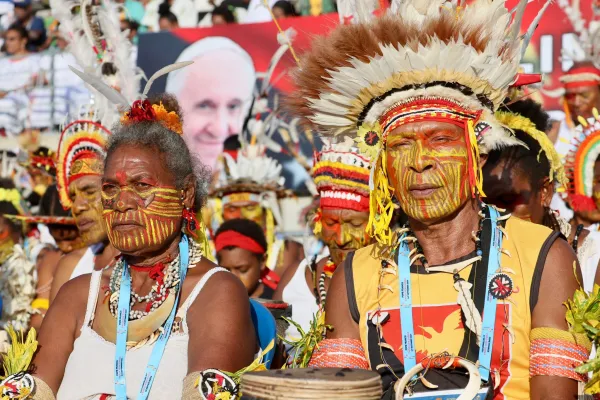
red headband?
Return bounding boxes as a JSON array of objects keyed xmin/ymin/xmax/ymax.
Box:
[
  {"xmin": 215, "ymin": 230, "xmax": 266, "ymax": 254},
  {"xmin": 562, "ymin": 66, "xmax": 600, "ymax": 89}
]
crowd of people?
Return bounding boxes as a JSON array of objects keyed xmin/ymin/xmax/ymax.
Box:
[
  {"xmin": 0, "ymin": 0, "xmax": 326, "ymax": 137},
  {"xmin": 1, "ymin": 0, "xmax": 600, "ymax": 399}
]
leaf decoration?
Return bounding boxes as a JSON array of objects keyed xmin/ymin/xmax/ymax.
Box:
[
  {"xmin": 565, "ymin": 275, "xmax": 600, "ymax": 393},
  {"xmin": 1, "ymin": 325, "xmax": 38, "ymax": 379},
  {"xmin": 281, "ymin": 308, "xmax": 331, "ymax": 369}
]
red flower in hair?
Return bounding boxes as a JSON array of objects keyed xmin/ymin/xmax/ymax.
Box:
[{"xmin": 127, "ymin": 100, "xmax": 156, "ymax": 122}]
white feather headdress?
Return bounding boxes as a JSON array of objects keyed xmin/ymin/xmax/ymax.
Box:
[
  {"xmin": 289, "ymin": 0, "xmax": 550, "ymax": 154},
  {"xmin": 49, "ymin": 0, "xmax": 142, "ymax": 127},
  {"xmin": 557, "ymin": 0, "xmax": 600, "ymax": 68}
]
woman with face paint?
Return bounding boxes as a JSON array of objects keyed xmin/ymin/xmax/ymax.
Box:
[
  {"xmin": 287, "ymin": 1, "xmax": 585, "ymax": 398},
  {"xmin": 483, "ymin": 99, "xmax": 600, "ymax": 293},
  {"xmin": 26, "ymin": 95, "xmax": 256, "ymax": 400}
]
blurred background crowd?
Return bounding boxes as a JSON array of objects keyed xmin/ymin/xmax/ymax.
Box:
[{"xmin": 0, "ymin": 0, "xmax": 333, "ymax": 138}]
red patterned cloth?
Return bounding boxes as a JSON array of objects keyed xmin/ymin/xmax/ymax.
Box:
[
  {"xmin": 529, "ymin": 338, "xmax": 589, "ymax": 382},
  {"xmin": 309, "ymin": 338, "xmax": 370, "ymax": 369}
]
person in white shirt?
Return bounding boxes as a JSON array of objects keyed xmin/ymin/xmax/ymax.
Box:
[{"xmin": 0, "ymin": 25, "xmax": 40, "ymax": 135}]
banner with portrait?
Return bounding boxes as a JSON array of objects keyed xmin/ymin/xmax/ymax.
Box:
[{"xmin": 137, "ymin": 2, "xmax": 595, "ymax": 188}]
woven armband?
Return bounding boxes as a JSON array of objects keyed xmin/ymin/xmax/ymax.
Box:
[
  {"xmin": 183, "ymin": 369, "xmax": 239, "ymax": 400},
  {"xmin": 529, "ymin": 327, "xmax": 591, "ymax": 382},
  {"xmin": 31, "ymin": 377, "xmax": 55, "ymax": 400},
  {"xmin": 308, "ymin": 338, "xmax": 370, "ymax": 369}
]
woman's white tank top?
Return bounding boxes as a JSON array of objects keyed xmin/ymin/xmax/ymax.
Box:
[{"xmin": 57, "ymin": 267, "xmax": 228, "ymax": 400}]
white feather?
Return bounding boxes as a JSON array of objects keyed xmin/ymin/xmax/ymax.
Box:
[
  {"xmin": 97, "ymin": 0, "xmax": 142, "ymax": 103},
  {"xmin": 69, "ymin": 66, "xmax": 129, "ymax": 107},
  {"xmin": 142, "ymin": 61, "xmax": 194, "ymax": 98}
]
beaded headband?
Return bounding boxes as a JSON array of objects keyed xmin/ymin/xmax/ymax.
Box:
[{"xmin": 312, "ymin": 143, "xmax": 371, "ymax": 213}]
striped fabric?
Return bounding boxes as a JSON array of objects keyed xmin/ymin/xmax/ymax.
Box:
[{"xmin": 309, "ymin": 338, "xmax": 370, "ymax": 370}]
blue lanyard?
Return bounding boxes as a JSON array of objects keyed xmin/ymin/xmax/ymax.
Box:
[
  {"xmin": 478, "ymin": 207, "xmax": 501, "ymax": 382},
  {"xmin": 396, "ymin": 207, "xmax": 502, "ymax": 383},
  {"xmin": 114, "ymin": 235, "xmax": 189, "ymax": 400}
]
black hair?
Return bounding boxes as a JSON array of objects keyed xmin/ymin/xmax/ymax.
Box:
[
  {"xmin": 159, "ymin": 11, "xmax": 179, "ymax": 25},
  {"xmin": 484, "ymin": 98, "xmax": 551, "ymax": 191},
  {"xmin": 223, "ymin": 134, "xmax": 241, "ymax": 151},
  {"xmin": 39, "ymin": 184, "xmax": 70, "ymax": 217},
  {"xmin": 6, "ymin": 24, "xmax": 28, "ymax": 40},
  {"xmin": 215, "ymin": 218, "xmax": 268, "ymax": 258},
  {"xmin": 273, "ymin": 0, "xmax": 298, "ymax": 17},
  {"xmin": 212, "ymin": 5, "xmax": 236, "ymax": 23},
  {"xmin": 122, "ymin": 19, "xmax": 139, "ymax": 32},
  {"xmin": 105, "ymin": 93, "xmax": 211, "ymax": 209}
]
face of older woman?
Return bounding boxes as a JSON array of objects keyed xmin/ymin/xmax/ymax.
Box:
[
  {"xmin": 101, "ymin": 145, "xmax": 185, "ymax": 256},
  {"xmin": 178, "ymin": 51, "xmax": 255, "ymax": 170},
  {"xmin": 386, "ymin": 120, "xmax": 471, "ymax": 224}
]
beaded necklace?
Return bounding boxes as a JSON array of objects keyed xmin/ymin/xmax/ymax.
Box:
[
  {"xmin": 108, "ymin": 239, "xmax": 203, "ymax": 320},
  {"xmin": 402, "ymin": 204, "xmax": 486, "ymax": 271}
]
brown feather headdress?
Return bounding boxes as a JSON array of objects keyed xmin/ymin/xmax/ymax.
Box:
[{"xmin": 287, "ymin": 0, "xmax": 549, "ymax": 245}]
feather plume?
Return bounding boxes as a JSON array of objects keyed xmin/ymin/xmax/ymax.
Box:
[
  {"xmin": 69, "ymin": 66, "xmax": 129, "ymax": 107},
  {"xmin": 142, "ymin": 61, "xmax": 194, "ymax": 98},
  {"xmin": 260, "ymin": 28, "xmax": 296, "ymax": 95},
  {"xmin": 96, "ymin": 0, "xmax": 142, "ymax": 103},
  {"xmin": 521, "ymin": 0, "xmax": 552, "ymax": 58},
  {"xmin": 50, "ymin": 0, "xmax": 96, "ymax": 70},
  {"xmin": 510, "ymin": 0, "xmax": 528, "ymax": 41},
  {"xmin": 81, "ymin": 0, "xmax": 102, "ymax": 57},
  {"xmin": 1, "ymin": 326, "xmax": 38, "ymax": 378}
]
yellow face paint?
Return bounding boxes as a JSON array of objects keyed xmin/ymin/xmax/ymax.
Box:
[
  {"xmin": 102, "ymin": 184, "xmax": 183, "ymax": 253},
  {"xmin": 69, "ymin": 175, "xmax": 106, "ymax": 245},
  {"xmin": 222, "ymin": 202, "xmax": 266, "ymax": 229},
  {"xmin": 386, "ymin": 124, "xmax": 470, "ymax": 222},
  {"xmin": 320, "ymin": 208, "xmax": 371, "ymax": 265}
]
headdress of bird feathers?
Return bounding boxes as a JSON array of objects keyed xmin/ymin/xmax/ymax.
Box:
[
  {"xmin": 287, "ymin": 0, "xmax": 550, "ymax": 245},
  {"xmin": 311, "ymin": 137, "xmax": 372, "ymax": 235},
  {"xmin": 556, "ymin": 0, "xmax": 600, "ymax": 89},
  {"xmin": 56, "ymin": 107, "xmax": 111, "ymax": 210},
  {"xmin": 50, "ymin": 0, "xmax": 143, "ymax": 127}
]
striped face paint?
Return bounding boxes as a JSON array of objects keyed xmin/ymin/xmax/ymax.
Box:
[
  {"xmin": 102, "ymin": 184, "xmax": 183, "ymax": 253},
  {"xmin": 386, "ymin": 122, "xmax": 470, "ymax": 222},
  {"xmin": 320, "ymin": 208, "xmax": 371, "ymax": 266}
]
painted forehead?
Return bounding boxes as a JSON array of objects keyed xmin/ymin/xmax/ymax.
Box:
[
  {"xmin": 105, "ymin": 145, "xmax": 174, "ymax": 184},
  {"xmin": 387, "ymin": 120, "xmax": 465, "ymax": 136}
]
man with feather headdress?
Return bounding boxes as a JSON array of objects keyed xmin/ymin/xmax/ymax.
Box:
[{"xmin": 287, "ymin": 0, "xmax": 587, "ymax": 398}]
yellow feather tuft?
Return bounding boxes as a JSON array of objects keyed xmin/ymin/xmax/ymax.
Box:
[
  {"xmin": 578, "ymin": 115, "xmax": 589, "ymax": 127},
  {"xmin": 368, "ymin": 151, "xmax": 395, "ymax": 246},
  {"xmin": 1, "ymin": 326, "xmax": 38, "ymax": 379},
  {"xmin": 495, "ymin": 111, "xmax": 568, "ymax": 188},
  {"xmin": 467, "ymin": 120, "xmax": 485, "ymax": 198}
]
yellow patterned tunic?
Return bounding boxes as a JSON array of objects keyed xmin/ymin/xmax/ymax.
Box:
[{"xmin": 345, "ymin": 216, "xmax": 560, "ymax": 399}]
